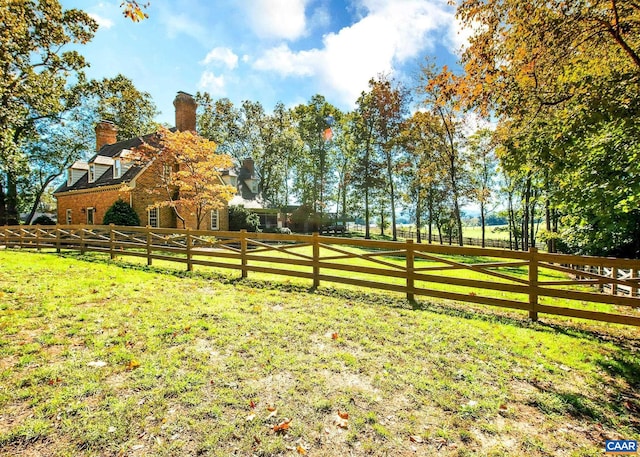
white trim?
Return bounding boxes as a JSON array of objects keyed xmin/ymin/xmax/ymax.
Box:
[
  {"xmin": 88, "ymin": 164, "xmax": 96, "ymax": 183},
  {"xmin": 86, "ymin": 207, "xmax": 95, "ymax": 225},
  {"xmin": 210, "ymin": 209, "xmax": 219, "ymax": 230},
  {"xmin": 148, "ymin": 207, "xmax": 159, "ymax": 228},
  {"xmin": 114, "ymin": 159, "xmax": 122, "ymax": 179}
]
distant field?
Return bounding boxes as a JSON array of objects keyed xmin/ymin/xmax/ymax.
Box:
[
  {"xmin": 1, "ymin": 249, "xmax": 638, "ymax": 456},
  {"xmin": 462, "ymin": 225, "xmax": 511, "ymax": 240}
]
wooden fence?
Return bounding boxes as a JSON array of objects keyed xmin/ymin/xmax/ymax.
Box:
[{"xmin": 2, "ymin": 224, "xmax": 640, "ymax": 327}]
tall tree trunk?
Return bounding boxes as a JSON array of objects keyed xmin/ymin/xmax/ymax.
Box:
[
  {"xmin": 385, "ymin": 151, "xmax": 397, "ymax": 241},
  {"xmin": 0, "ymin": 179, "xmax": 6, "ymax": 225},
  {"xmin": 364, "ymin": 185, "xmax": 370, "ymax": 239},
  {"xmin": 480, "ymin": 200, "xmax": 486, "ymax": 248},
  {"xmin": 415, "ymin": 192, "xmax": 422, "ymax": 244},
  {"xmin": 427, "ymin": 192, "xmax": 433, "ymax": 244},
  {"xmin": 523, "ymin": 175, "xmax": 531, "ymax": 251},
  {"xmin": 6, "ymin": 170, "xmax": 19, "ymax": 225}
]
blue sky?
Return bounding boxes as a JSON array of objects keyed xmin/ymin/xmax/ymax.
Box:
[{"xmin": 60, "ymin": 0, "xmax": 468, "ymax": 125}]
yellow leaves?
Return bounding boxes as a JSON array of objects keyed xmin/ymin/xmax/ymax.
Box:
[
  {"xmin": 121, "ymin": 1, "xmax": 149, "ymax": 22},
  {"xmin": 126, "ymin": 359, "xmax": 140, "ymax": 370}
]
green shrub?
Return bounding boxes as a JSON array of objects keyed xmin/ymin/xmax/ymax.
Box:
[
  {"xmin": 103, "ymin": 199, "xmax": 140, "ymax": 226},
  {"xmin": 32, "ymin": 215, "xmax": 55, "ymax": 225},
  {"xmin": 228, "ymin": 205, "xmax": 260, "ymax": 232}
]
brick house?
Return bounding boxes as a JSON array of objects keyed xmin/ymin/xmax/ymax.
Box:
[{"xmin": 54, "ymin": 92, "xmax": 230, "ymax": 231}]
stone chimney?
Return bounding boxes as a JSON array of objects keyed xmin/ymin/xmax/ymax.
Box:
[
  {"xmin": 95, "ymin": 120, "xmax": 117, "ymax": 152},
  {"xmin": 174, "ymin": 91, "xmax": 197, "ymax": 132}
]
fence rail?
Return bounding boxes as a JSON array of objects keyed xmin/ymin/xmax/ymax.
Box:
[{"xmin": 2, "ymin": 224, "xmax": 640, "ymax": 327}]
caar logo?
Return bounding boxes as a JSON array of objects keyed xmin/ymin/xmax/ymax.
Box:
[{"xmin": 606, "ymin": 440, "xmax": 638, "ymax": 455}]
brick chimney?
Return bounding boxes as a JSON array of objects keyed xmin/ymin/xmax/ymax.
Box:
[
  {"xmin": 95, "ymin": 120, "xmax": 117, "ymax": 152},
  {"xmin": 174, "ymin": 91, "xmax": 197, "ymax": 132},
  {"xmin": 242, "ymin": 157, "xmax": 255, "ymax": 176}
]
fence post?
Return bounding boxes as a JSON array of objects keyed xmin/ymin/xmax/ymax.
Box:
[
  {"xmin": 312, "ymin": 232, "xmax": 320, "ymax": 289},
  {"xmin": 109, "ymin": 224, "xmax": 115, "ymax": 260},
  {"xmin": 186, "ymin": 228, "xmax": 193, "ymax": 272},
  {"xmin": 529, "ymin": 247, "xmax": 539, "ymax": 322},
  {"xmin": 146, "ymin": 226, "xmax": 152, "ymax": 266},
  {"xmin": 632, "ymin": 269, "xmax": 638, "ymax": 298},
  {"xmin": 406, "ymin": 239, "xmax": 415, "ymax": 302},
  {"xmin": 80, "ymin": 225, "xmax": 86, "ymax": 254},
  {"xmin": 55, "ymin": 226, "xmax": 61, "ymax": 253},
  {"xmin": 240, "ymin": 229, "xmax": 248, "ymax": 279},
  {"xmin": 611, "ymin": 267, "xmax": 618, "ymax": 295}
]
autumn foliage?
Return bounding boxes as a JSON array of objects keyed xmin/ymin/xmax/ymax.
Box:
[{"xmin": 135, "ymin": 126, "xmax": 236, "ymax": 229}]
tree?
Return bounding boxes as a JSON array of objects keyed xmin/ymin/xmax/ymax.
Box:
[
  {"xmin": 418, "ymin": 64, "xmax": 469, "ymax": 245},
  {"xmin": 467, "ymin": 129, "xmax": 498, "ymax": 248},
  {"xmin": 292, "ymin": 95, "xmax": 340, "ymax": 218},
  {"xmin": 348, "ymin": 90, "xmax": 384, "ymax": 239},
  {"xmin": 0, "ymin": 0, "xmax": 97, "ymax": 224},
  {"xmin": 369, "ymin": 76, "xmax": 409, "ymax": 241},
  {"xmin": 398, "ymin": 111, "xmax": 448, "ymax": 244},
  {"xmin": 103, "ymin": 199, "xmax": 140, "ymax": 226},
  {"xmin": 456, "ymin": 0, "xmax": 640, "ymax": 256},
  {"xmin": 135, "ymin": 126, "xmax": 236, "ymax": 230}
]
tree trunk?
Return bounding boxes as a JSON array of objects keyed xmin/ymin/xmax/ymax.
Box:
[
  {"xmin": 523, "ymin": 174, "xmax": 531, "ymax": 251},
  {"xmin": 6, "ymin": 170, "xmax": 19, "ymax": 225},
  {"xmin": 415, "ymin": 191, "xmax": 422, "ymax": 244},
  {"xmin": 480, "ymin": 200, "xmax": 486, "ymax": 248},
  {"xmin": 364, "ymin": 185, "xmax": 370, "ymax": 239},
  {"xmin": 0, "ymin": 179, "xmax": 6, "ymax": 225}
]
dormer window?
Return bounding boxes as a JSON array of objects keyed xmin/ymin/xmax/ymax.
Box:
[
  {"xmin": 67, "ymin": 169, "xmax": 73, "ymax": 186},
  {"xmin": 114, "ymin": 159, "xmax": 122, "ymax": 179},
  {"xmin": 88, "ymin": 164, "xmax": 96, "ymax": 183}
]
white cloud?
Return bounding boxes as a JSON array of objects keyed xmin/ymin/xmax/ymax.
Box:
[
  {"xmin": 201, "ymin": 47, "xmax": 239, "ymax": 70},
  {"xmin": 198, "ymin": 71, "xmax": 226, "ymax": 95},
  {"xmin": 88, "ymin": 13, "xmax": 114, "ymax": 30},
  {"xmin": 252, "ymin": 0, "xmax": 455, "ymax": 105},
  {"xmin": 253, "ymin": 44, "xmax": 318, "ymax": 76},
  {"xmin": 243, "ymin": 0, "xmax": 309, "ymax": 41}
]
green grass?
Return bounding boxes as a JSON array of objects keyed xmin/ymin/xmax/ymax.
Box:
[{"xmin": 1, "ymin": 249, "xmax": 639, "ymax": 456}]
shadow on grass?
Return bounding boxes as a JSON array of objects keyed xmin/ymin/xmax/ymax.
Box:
[{"xmin": 57, "ymin": 251, "xmax": 640, "ymax": 345}]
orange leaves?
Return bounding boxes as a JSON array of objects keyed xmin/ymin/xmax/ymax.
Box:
[
  {"xmin": 273, "ymin": 418, "xmax": 291, "ymax": 433},
  {"xmin": 121, "ymin": 1, "xmax": 149, "ymax": 22},
  {"xmin": 333, "ymin": 410, "xmax": 349, "ymax": 429},
  {"xmin": 126, "ymin": 359, "xmax": 141, "ymax": 370},
  {"xmin": 331, "ymin": 332, "xmax": 339, "ymax": 340}
]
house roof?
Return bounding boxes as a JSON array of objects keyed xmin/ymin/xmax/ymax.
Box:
[{"xmin": 54, "ymin": 130, "xmax": 163, "ymax": 194}]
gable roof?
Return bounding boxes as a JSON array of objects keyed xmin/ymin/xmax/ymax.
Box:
[{"xmin": 54, "ymin": 130, "xmax": 164, "ymax": 194}]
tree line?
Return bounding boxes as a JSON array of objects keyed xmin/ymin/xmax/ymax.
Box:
[{"xmin": 2, "ymin": 0, "xmax": 639, "ymax": 257}]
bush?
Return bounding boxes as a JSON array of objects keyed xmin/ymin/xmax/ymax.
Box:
[
  {"xmin": 228, "ymin": 205, "xmax": 260, "ymax": 232},
  {"xmin": 103, "ymin": 199, "xmax": 140, "ymax": 226},
  {"xmin": 32, "ymin": 215, "xmax": 55, "ymax": 225}
]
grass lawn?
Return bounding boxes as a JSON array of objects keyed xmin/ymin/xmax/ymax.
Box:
[{"xmin": 1, "ymin": 249, "xmax": 639, "ymax": 456}]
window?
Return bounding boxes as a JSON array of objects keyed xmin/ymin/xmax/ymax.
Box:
[
  {"xmin": 162, "ymin": 163, "xmax": 172, "ymax": 181},
  {"xmin": 210, "ymin": 209, "xmax": 219, "ymax": 230},
  {"xmin": 86, "ymin": 207, "xmax": 95, "ymax": 225},
  {"xmin": 66, "ymin": 209, "xmax": 72, "ymax": 225},
  {"xmin": 148, "ymin": 207, "xmax": 159, "ymax": 228},
  {"xmin": 67, "ymin": 169, "xmax": 73, "ymax": 186},
  {"xmin": 114, "ymin": 159, "xmax": 122, "ymax": 179},
  {"xmin": 88, "ymin": 164, "xmax": 96, "ymax": 183}
]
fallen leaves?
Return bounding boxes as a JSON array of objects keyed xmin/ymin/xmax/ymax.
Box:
[
  {"xmin": 126, "ymin": 359, "xmax": 141, "ymax": 370},
  {"xmin": 333, "ymin": 410, "xmax": 349, "ymax": 429},
  {"xmin": 273, "ymin": 418, "xmax": 291, "ymax": 433},
  {"xmin": 409, "ymin": 435, "xmax": 424, "ymax": 443}
]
